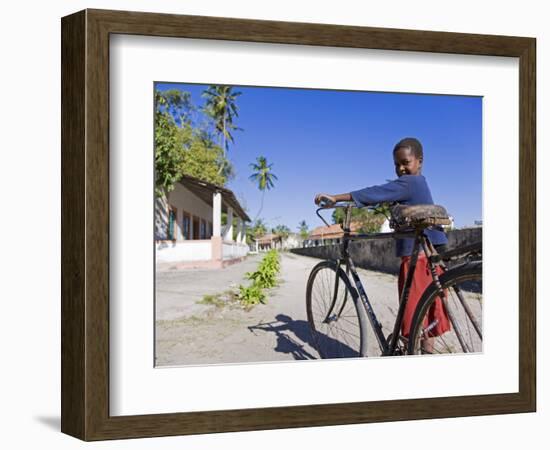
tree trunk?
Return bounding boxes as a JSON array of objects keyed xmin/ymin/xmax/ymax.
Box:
[
  {"xmin": 217, "ymin": 114, "xmax": 227, "ymax": 175},
  {"xmin": 254, "ymin": 190, "xmax": 265, "ymax": 222}
]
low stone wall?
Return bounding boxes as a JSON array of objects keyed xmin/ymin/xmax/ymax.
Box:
[{"xmin": 290, "ymin": 228, "xmax": 482, "ymax": 274}]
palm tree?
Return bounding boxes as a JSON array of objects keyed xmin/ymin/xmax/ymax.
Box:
[
  {"xmin": 298, "ymin": 220, "xmax": 309, "ymax": 240},
  {"xmin": 273, "ymin": 224, "xmax": 291, "ymax": 239},
  {"xmin": 252, "ymin": 219, "xmax": 268, "ymax": 238},
  {"xmin": 202, "ymin": 85, "xmax": 242, "ymax": 173},
  {"xmin": 249, "ymin": 156, "xmax": 278, "ymax": 221}
]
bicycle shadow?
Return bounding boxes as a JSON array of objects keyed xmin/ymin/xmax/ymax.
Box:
[{"xmin": 247, "ymin": 313, "xmax": 361, "ymax": 360}]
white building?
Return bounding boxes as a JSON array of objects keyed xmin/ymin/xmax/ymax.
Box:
[
  {"xmin": 253, "ymin": 232, "xmax": 304, "ymax": 252},
  {"xmin": 155, "ymin": 175, "xmax": 250, "ymax": 269},
  {"xmin": 253, "ymin": 233, "xmax": 282, "ymax": 252},
  {"xmin": 281, "ymin": 233, "xmax": 303, "ymax": 250}
]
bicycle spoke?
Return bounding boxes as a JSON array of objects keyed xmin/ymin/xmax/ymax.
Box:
[
  {"xmin": 307, "ymin": 263, "xmax": 365, "ymax": 359},
  {"xmin": 409, "ymin": 266, "xmax": 482, "ymax": 356}
]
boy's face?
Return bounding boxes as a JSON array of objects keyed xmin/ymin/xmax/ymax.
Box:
[{"xmin": 394, "ymin": 147, "xmax": 422, "ymax": 177}]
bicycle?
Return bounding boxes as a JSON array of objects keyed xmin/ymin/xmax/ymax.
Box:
[{"xmin": 305, "ymin": 201, "xmax": 482, "ymax": 358}]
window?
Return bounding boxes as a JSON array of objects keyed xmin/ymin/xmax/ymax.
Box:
[
  {"xmin": 168, "ymin": 207, "xmax": 177, "ymax": 240},
  {"xmin": 200, "ymin": 220, "xmax": 207, "ymax": 239},
  {"xmin": 182, "ymin": 212, "xmax": 191, "ymax": 240},
  {"xmin": 193, "ymin": 216, "xmax": 200, "ymax": 239}
]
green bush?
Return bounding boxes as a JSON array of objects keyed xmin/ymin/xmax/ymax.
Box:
[
  {"xmin": 238, "ymin": 250, "xmax": 280, "ymax": 305},
  {"xmin": 237, "ymin": 283, "xmax": 266, "ymax": 305},
  {"xmin": 245, "ymin": 249, "xmax": 280, "ymax": 289}
]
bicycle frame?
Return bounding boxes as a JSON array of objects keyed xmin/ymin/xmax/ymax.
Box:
[{"xmin": 316, "ymin": 204, "xmax": 448, "ymax": 356}]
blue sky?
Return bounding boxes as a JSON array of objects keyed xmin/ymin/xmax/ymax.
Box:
[{"xmin": 156, "ymin": 82, "xmax": 482, "ymax": 231}]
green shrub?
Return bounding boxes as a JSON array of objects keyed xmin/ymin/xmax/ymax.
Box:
[
  {"xmin": 237, "ymin": 283, "xmax": 266, "ymax": 305},
  {"xmin": 238, "ymin": 250, "xmax": 280, "ymax": 306},
  {"xmin": 245, "ymin": 250, "xmax": 280, "ymax": 289}
]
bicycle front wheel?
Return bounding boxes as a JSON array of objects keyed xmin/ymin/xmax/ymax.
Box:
[
  {"xmin": 306, "ymin": 260, "xmax": 368, "ymax": 359},
  {"xmin": 407, "ymin": 262, "xmax": 482, "ymax": 355}
]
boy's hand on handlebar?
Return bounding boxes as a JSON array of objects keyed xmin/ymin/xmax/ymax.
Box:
[{"xmin": 314, "ymin": 193, "xmax": 336, "ymax": 207}]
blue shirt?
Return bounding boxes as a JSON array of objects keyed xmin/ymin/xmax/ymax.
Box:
[{"xmin": 350, "ymin": 175, "xmax": 448, "ymax": 257}]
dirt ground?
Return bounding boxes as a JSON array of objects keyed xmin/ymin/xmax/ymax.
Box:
[{"xmin": 155, "ymin": 252, "xmax": 401, "ymax": 366}]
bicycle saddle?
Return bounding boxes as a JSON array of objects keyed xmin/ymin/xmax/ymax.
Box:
[{"xmin": 390, "ymin": 204, "xmax": 451, "ymax": 229}]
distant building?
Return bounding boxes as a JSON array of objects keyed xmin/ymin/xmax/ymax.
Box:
[
  {"xmin": 254, "ymin": 233, "xmax": 282, "ymax": 252},
  {"xmin": 380, "ymin": 218, "xmax": 392, "ymax": 233},
  {"xmin": 445, "ymin": 215, "xmax": 455, "ymax": 229},
  {"xmin": 304, "ymin": 222, "xmax": 361, "ymax": 247},
  {"xmin": 252, "ymin": 232, "xmax": 304, "ymax": 252},
  {"xmin": 155, "ymin": 174, "xmax": 250, "ymax": 269},
  {"xmin": 281, "ymin": 233, "xmax": 303, "ymax": 250}
]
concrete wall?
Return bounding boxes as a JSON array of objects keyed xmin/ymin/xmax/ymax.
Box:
[
  {"xmin": 282, "ymin": 234, "xmax": 304, "ymax": 250},
  {"xmin": 156, "ymin": 240, "xmax": 212, "ymax": 262},
  {"xmin": 169, "ymin": 183, "xmax": 213, "ymax": 223},
  {"xmin": 222, "ymin": 242, "xmax": 249, "ymax": 260},
  {"xmin": 291, "ymin": 228, "xmax": 482, "ymax": 274},
  {"xmin": 155, "ymin": 184, "xmax": 215, "ymax": 241}
]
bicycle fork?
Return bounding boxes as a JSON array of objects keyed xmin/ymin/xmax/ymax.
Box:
[{"xmin": 321, "ymin": 260, "xmax": 346, "ymax": 324}]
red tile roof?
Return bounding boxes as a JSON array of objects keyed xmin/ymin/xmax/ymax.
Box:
[
  {"xmin": 255, "ymin": 233, "xmax": 282, "ymax": 244},
  {"xmin": 308, "ymin": 222, "xmax": 361, "ymax": 239}
]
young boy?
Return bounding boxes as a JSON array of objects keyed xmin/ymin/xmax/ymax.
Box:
[{"xmin": 314, "ymin": 137, "xmax": 450, "ymax": 339}]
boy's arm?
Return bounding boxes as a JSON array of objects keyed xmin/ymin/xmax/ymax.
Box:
[
  {"xmin": 315, "ymin": 178, "xmax": 410, "ymax": 207},
  {"xmin": 314, "ymin": 192, "xmax": 352, "ymax": 206},
  {"xmin": 350, "ymin": 178, "xmax": 410, "ymax": 207}
]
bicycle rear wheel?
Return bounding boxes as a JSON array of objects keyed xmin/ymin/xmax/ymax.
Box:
[
  {"xmin": 306, "ymin": 260, "xmax": 368, "ymax": 359},
  {"xmin": 407, "ymin": 262, "xmax": 482, "ymax": 355}
]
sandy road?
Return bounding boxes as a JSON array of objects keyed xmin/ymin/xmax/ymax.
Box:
[{"xmin": 155, "ymin": 252, "xmax": 401, "ymax": 366}]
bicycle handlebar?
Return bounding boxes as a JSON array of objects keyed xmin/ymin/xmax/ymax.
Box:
[{"xmin": 316, "ymin": 200, "xmax": 354, "ymax": 208}]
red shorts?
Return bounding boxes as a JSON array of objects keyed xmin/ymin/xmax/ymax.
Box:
[{"xmin": 398, "ymin": 254, "xmax": 451, "ymax": 338}]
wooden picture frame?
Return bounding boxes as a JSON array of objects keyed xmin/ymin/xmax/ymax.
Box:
[{"xmin": 61, "ymin": 8, "xmax": 536, "ymax": 441}]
